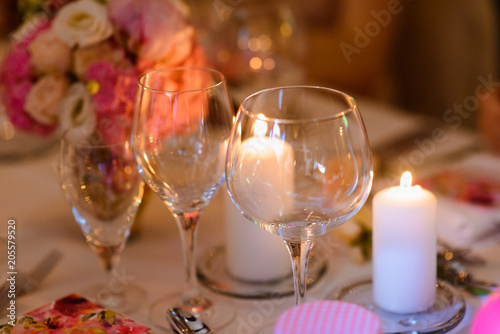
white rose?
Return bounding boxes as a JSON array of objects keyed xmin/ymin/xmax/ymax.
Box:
[
  {"xmin": 52, "ymin": 0, "xmax": 113, "ymax": 48},
  {"xmin": 24, "ymin": 74, "xmax": 69, "ymax": 125},
  {"xmin": 28, "ymin": 28, "xmax": 72, "ymax": 74},
  {"xmin": 59, "ymin": 83, "xmax": 97, "ymax": 143}
]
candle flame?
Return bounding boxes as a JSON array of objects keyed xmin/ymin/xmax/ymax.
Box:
[{"xmin": 400, "ymin": 171, "xmax": 412, "ymax": 189}]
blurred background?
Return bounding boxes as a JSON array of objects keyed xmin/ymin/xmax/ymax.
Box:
[
  {"xmin": 1, "ymin": 0, "xmax": 499, "ymax": 129},
  {"xmin": 187, "ymin": 0, "xmax": 500, "ymax": 132}
]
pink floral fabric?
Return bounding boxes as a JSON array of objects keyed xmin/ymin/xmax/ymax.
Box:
[{"xmin": 1, "ymin": 294, "xmax": 150, "ymax": 334}]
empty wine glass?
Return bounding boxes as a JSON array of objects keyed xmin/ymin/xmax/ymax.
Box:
[
  {"xmin": 59, "ymin": 131, "xmax": 145, "ymax": 313},
  {"xmin": 132, "ymin": 67, "xmax": 235, "ymax": 330},
  {"xmin": 225, "ymin": 86, "xmax": 373, "ymax": 330}
]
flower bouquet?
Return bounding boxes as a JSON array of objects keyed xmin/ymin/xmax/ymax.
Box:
[{"xmin": 1, "ymin": 0, "xmax": 206, "ymax": 146}]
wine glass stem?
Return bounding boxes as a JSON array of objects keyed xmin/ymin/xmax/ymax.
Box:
[
  {"xmin": 284, "ymin": 240, "xmax": 315, "ymax": 306},
  {"xmin": 96, "ymin": 253, "xmax": 125, "ymax": 307},
  {"xmin": 173, "ymin": 211, "xmax": 204, "ymax": 304}
]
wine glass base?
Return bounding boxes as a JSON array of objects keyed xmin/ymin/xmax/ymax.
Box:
[
  {"xmin": 328, "ymin": 278, "xmax": 466, "ymax": 333},
  {"xmin": 196, "ymin": 246, "xmax": 328, "ymax": 299},
  {"xmin": 148, "ymin": 292, "xmax": 236, "ymax": 332},
  {"xmin": 82, "ymin": 282, "xmax": 147, "ymax": 315}
]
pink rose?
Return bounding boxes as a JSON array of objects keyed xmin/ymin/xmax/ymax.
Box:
[
  {"xmin": 86, "ymin": 60, "xmax": 118, "ymax": 112},
  {"xmin": 115, "ymin": 71, "xmax": 138, "ymax": 113},
  {"xmin": 85, "ymin": 60, "xmax": 138, "ymax": 143},
  {"xmin": 109, "ymin": 0, "xmax": 193, "ymax": 63},
  {"xmin": 1, "ymin": 45, "xmax": 32, "ymax": 86},
  {"xmin": 85, "ymin": 60, "xmax": 138, "ymax": 113}
]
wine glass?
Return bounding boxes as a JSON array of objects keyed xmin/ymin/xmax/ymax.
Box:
[
  {"xmin": 225, "ymin": 86, "xmax": 373, "ymax": 330},
  {"xmin": 132, "ymin": 67, "xmax": 235, "ymax": 330},
  {"xmin": 59, "ymin": 131, "xmax": 145, "ymax": 314}
]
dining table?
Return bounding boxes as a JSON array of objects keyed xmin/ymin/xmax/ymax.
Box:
[{"xmin": 1, "ymin": 94, "xmax": 499, "ymax": 334}]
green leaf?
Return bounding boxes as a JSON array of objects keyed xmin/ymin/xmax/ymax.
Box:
[
  {"xmin": 17, "ymin": 0, "xmax": 44, "ymax": 19},
  {"xmin": 466, "ymin": 286, "xmax": 493, "ymax": 296}
]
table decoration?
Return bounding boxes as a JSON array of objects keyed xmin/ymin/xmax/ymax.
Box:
[
  {"xmin": 372, "ymin": 171, "xmax": 437, "ymax": 314},
  {"xmin": 0, "ymin": 0, "xmax": 205, "ymax": 161},
  {"xmin": 0, "ymin": 293, "xmax": 150, "ymax": 333}
]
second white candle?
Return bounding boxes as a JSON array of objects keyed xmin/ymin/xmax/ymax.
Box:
[
  {"xmin": 372, "ymin": 171, "xmax": 437, "ymax": 314},
  {"xmin": 225, "ymin": 118, "xmax": 294, "ymax": 281}
]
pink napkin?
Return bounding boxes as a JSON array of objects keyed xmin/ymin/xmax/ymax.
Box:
[
  {"xmin": 471, "ymin": 291, "xmax": 500, "ymax": 334},
  {"xmin": 273, "ymin": 301, "xmax": 382, "ymax": 334}
]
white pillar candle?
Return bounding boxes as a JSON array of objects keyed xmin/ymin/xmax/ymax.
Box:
[
  {"xmin": 225, "ymin": 118, "xmax": 294, "ymax": 281},
  {"xmin": 224, "ymin": 190, "xmax": 291, "ymax": 281},
  {"xmin": 372, "ymin": 171, "xmax": 437, "ymax": 314}
]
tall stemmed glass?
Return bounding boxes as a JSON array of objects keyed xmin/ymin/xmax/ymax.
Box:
[
  {"xmin": 60, "ymin": 132, "xmax": 145, "ymax": 313},
  {"xmin": 132, "ymin": 67, "xmax": 235, "ymax": 330},
  {"xmin": 226, "ymin": 86, "xmax": 373, "ymax": 317}
]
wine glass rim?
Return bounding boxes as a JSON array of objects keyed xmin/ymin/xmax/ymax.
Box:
[
  {"xmin": 138, "ymin": 66, "xmax": 227, "ymax": 93},
  {"xmin": 240, "ymin": 85, "xmax": 358, "ymax": 123}
]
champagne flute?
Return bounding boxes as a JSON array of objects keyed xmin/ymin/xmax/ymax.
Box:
[
  {"xmin": 132, "ymin": 67, "xmax": 235, "ymax": 330},
  {"xmin": 59, "ymin": 131, "xmax": 145, "ymax": 313},
  {"xmin": 225, "ymin": 86, "xmax": 373, "ymax": 330}
]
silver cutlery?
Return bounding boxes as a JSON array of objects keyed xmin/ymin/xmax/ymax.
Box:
[
  {"xmin": 167, "ymin": 308, "xmax": 212, "ymax": 334},
  {"xmin": 0, "ymin": 249, "xmax": 62, "ymax": 312}
]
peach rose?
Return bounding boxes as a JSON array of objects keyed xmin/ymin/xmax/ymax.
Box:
[
  {"xmin": 28, "ymin": 28, "xmax": 71, "ymax": 74},
  {"xmin": 24, "ymin": 74, "xmax": 69, "ymax": 125},
  {"xmin": 73, "ymin": 41, "xmax": 125, "ymax": 79}
]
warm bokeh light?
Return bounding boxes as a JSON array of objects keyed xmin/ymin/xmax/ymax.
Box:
[
  {"xmin": 248, "ymin": 37, "xmax": 261, "ymax": 52},
  {"xmin": 260, "ymin": 34, "xmax": 272, "ymax": 51},
  {"xmin": 263, "ymin": 58, "xmax": 276, "ymax": 70},
  {"xmin": 250, "ymin": 57, "xmax": 262, "ymax": 70},
  {"xmin": 280, "ymin": 22, "xmax": 292, "ymax": 37}
]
